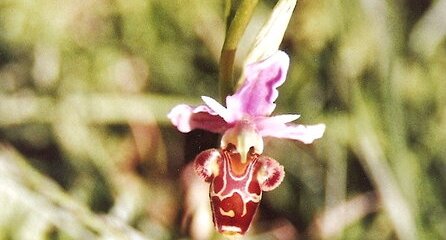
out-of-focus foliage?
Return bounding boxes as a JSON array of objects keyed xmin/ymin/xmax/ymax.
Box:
[{"xmin": 0, "ymin": 0, "xmax": 445, "ymax": 239}]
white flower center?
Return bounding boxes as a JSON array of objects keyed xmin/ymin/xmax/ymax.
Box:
[{"xmin": 220, "ymin": 120, "xmax": 264, "ymax": 164}]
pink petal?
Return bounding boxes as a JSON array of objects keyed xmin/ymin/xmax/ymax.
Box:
[
  {"xmin": 226, "ymin": 51, "xmax": 290, "ymax": 117},
  {"xmin": 254, "ymin": 114, "xmax": 300, "ymax": 125},
  {"xmin": 167, "ymin": 104, "xmax": 230, "ymax": 133},
  {"xmin": 258, "ymin": 120, "xmax": 326, "ymax": 144},
  {"xmin": 201, "ymin": 96, "xmax": 233, "ymax": 123}
]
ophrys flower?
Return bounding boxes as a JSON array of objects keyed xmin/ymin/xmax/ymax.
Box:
[{"xmin": 168, "ymin": 51, "xmax": 325, "ymax": 235}]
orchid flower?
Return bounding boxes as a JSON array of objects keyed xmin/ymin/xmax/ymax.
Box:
[{"xmin": 168, "ymin": 51, "xmax": 325, "ymax": 235}]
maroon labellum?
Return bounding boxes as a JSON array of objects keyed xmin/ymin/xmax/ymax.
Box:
[{"xmin": 194, "ymin": 144, "xmax": 284, "ymax": 235}]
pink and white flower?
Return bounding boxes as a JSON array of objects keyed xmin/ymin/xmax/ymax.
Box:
[
  {"xmin": 168, "ymin": 51, "xmax": 325, "ymax": 162},
  {"xmin": 168, "ymin": 51, "xmax": 325, "ymax": 235}
]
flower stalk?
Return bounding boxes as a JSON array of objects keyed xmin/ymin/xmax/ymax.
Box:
[{"xmin": 219, "ymin": 0, "xmax": 259, "ymax": 101}]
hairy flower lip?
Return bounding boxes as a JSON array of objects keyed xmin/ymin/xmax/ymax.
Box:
[{"xmin": 194, "ymin": 145, "xmax": 285, "ymax": 235}]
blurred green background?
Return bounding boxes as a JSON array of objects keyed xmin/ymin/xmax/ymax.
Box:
[{"xmin": 1, "ymin": 0, "xmax": 445, "ymax": 239}]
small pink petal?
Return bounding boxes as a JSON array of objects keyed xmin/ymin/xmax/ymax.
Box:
[
  {"xmin": 226, "ymin": 51, "xmax": 290, "ymax": 117},
  {"xmin": 201, "ymin": 96, "xmax": 233, "ymax": 122},
  {"xmin": 259, "ymin": 123, "xmax": 326, "ymax": 144},
  {"xmin": 168, "ymin": 104, "xmax": 230, "ymax": 133}
]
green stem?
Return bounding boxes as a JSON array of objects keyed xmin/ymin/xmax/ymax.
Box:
[{"xmin": 219, "ymin": 0, "xmax": 259, "ymax": 102}]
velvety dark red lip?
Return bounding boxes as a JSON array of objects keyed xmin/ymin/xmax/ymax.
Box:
[{"xmin": 194, "ymin": 144, "xmax": 284, "ymax": 235}]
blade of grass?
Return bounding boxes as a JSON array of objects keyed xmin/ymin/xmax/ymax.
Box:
[
  {"xmin": 350, "ymin": 91, "xmax": 417, "ymax": 240},
  {"xmin": 0, "ymin": 145, "xmax": 150, "ymax": 239}
]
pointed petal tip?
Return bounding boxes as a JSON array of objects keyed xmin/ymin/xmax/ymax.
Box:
[
  {"xmin": 201, "ymin": 96, "xmax": 233, "ymax": 122},
  {"xmin": 272, "ymin": 114, "xmax": 301, "ymax": 123},
  {"xmin": 300, "ymin": 123, "xmax": 326, "ymax": 144},
  {"xmin": 200, "ymin": 95, "xmax": 213, "ymax": 102},
  {"xmin": 273, "ymin": 50, "xmax": 290, "ymax": 65}
]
